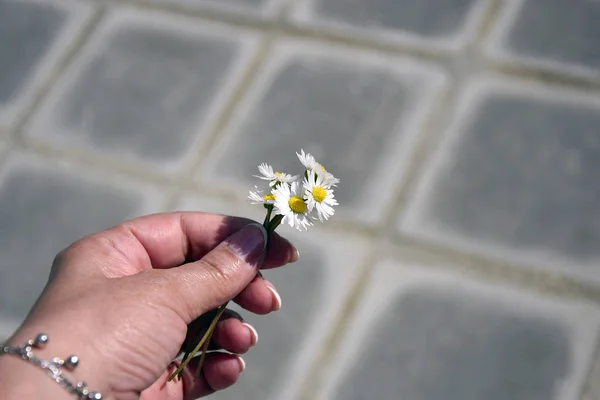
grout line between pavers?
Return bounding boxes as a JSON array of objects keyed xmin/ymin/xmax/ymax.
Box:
[
  {"xmin": 390, "ymin": 234, "xmax": 600, "ymax": 303},
  {"xmin": 10, "ymin": 4, "xmax": 107, "ymax": 144},
  {"xmin": 377, "ymin": 47, "xmax": 486, "ymax": 257},
  {"xmin": 474, "ymin": 0, "xmax": 503, "ymax": 42},
  {"xmin": 377, "ymin": 68, "xmax": 458, "ymax": 235},
  {"xmin": 489, "ymin": 61, "xmax": 600, "ymax": 92}
]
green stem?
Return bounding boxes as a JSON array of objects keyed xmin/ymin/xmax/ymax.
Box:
[
  {"xmin": 193, "ymin": 302, "xmax": 228, "ymax": 380},
  {"xmin": 267, "ymin": 214, "xmax": 283, "ymax": 233},
  {"xmin": 168, "ymin": 302, "xmax": 229, "ymax": 382},
  {"xmin": 263, "ymin": 205, "xmax": 273, "ymax": 227}
]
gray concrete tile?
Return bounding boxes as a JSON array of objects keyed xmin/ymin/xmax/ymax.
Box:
[
  {"xmin": 0, "ymin": 151, "xmax": 165, "ymax": 334},
  {"xmin": 0, "ymin": 0, "xmax": 93, "ymax": 128},
  {"xmin": 200, "ymin": 40, "xmax": 446, "ymax": 225},
  {"xmin": 26, "ymin": 8, "xmax": 259, "ymax": 172},
  {"xmin": 318, "ymin": 262, "xmax": 600, "ymax": 400},
  {"xmin": 486, "ymin": 0, "xmax": 600, "ymax": 79},
  {"xmin": 292, "ymin": 0, "xmax": 489, "ymax": 50},
  {"xmin": 401, "ymin": 76, "xmax": 600, "ymax": 283},
  {"xmin": 173, "ymin": 193, "xmax": 369, "ymax": 400}
]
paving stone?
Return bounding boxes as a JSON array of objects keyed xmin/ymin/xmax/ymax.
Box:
[
  {"xmin": 26, "ymin": 8, "xmax": 258, "ymax": 172},
  {"xmin": 200, "ymin": 41, "xmax": 446, "ymax": 225},
  {"xmin": 174, "ymin": 193, "xmax": 369, "ymax": 399},
  {"xmin": 401, "ymin": 77, "xmax": 600, "ymax": 282},
  {"xmin": 292, "ymin": 0, "xmax": 487, "ymax": 49},
  {"xmin": 486, "ymin": 0, "xmax": 600, "ymax": 78},
  {"xmin": 0, "ymin": 0, "xmax": 92, "ymax": 126},
  {"xmin": 319, "ymin": 263, "xmax": 600, "ymax": 400},
  {"xmin": 0, "ymin": 152, "xmax": 164, "ymax": 328}
]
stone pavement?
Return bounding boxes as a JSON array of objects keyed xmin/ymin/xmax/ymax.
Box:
[{"xmin": 1, "ymin": 0, "xmax": 600, "ymax": 399}]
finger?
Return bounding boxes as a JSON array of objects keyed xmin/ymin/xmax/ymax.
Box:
[
  {"xmin": 209, "ymin": 317, "xmax": 258, "ymax": 354},
  {"xmin": 181, "ymin": 309, "xmax": 255, "ymax": 353},
  {"xmin": 59, "ymin": 212, "xmax": 297, "ymax": 277},
  {"xmin": 143, "ymin": 352, "xmax": 245, "ymax": 400},
  {"xmin": 150, "ymin": 223, "xmax": 269, "ymax": 322},
  {"xmin": 191, "ymin": 352, "xmax": 246, "ymax": 398},
  {"xmin": 233, "ymin": 274, "xmax": 282, "ymax": 314},
  {"xmin": 180, "ymin": 309, "xmax": 240, "ymax": 353}
]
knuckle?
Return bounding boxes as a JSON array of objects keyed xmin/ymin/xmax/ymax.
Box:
[{"xmin": 49, "ymin": 237, "xmax": 88, "ymax": 274}]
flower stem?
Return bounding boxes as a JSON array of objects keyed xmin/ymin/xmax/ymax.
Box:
[
  {"xmin": 263, "ymin": 205, "xmax": 273, "ymax": 226},
  {"xmin": 168, "ymin": 302, "xmax": 229, "ymax": 382},
  {"xmin": 267, "ymin": 214, "xmax": 283, "ymax": 233}
]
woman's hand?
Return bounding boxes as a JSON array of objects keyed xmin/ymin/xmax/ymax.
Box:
[{"xmin": 0, "ymin": 212, "xmax": 297, "ymax": 400}]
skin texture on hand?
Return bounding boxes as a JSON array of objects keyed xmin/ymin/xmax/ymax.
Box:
[{"xmin": 0, "ymin": 212, "xmax": 298, "ymax": 400}]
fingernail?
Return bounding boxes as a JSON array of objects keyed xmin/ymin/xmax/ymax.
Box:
[
  {"xmin": 282, "ymin": 237, "xmax": 300, "ymax": 263},
  {"xmin": 264, "ymin": 281, "xmax": 282, "ymax": 311},
  {"xmin": 237, "ymin": 356, "xmax": 246, "ymax": 372},
  {"xmin": 227, "ymin": 223, "xmax": 267, "ymax": 267},
  {"xmin": 242, "ymin": 322, "xmax": 258, "ymax": 345},
  {"xmin": 290, "ymin": 248, "xmax": 300, "ymax": 263}
]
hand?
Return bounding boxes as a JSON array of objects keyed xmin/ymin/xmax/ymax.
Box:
[{"xmin": 0, "ymin": 212, "xmax": 298, "ymax": 400}]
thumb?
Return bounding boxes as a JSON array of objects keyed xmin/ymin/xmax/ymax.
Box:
[{"xmin": 155, "ymin": 222, "xmax": 268, "ymax": 323}]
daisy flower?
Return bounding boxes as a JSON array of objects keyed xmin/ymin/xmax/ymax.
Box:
[
  {"xmin": 319, "ymin": 170, "xmax": 340, "ymax": 187},
  {"xmin": 273, "ymin": 181, "xmax": 314, "ymax": 231},
  {"xmin": 303, "ymin": 173, "xmax": 338, "ymax": 222},
  {"xmin": 296, "ymin": 149, "xmax": 339, "ymax": 187},
  {"xmin": 297, "ymin": 149, "xmax": 319, "ymax": 171},
  {"xmin": 254, "ymin": 163, "xmax": 298, "ymax": 187},
  {"xmin": 248, "ymin": 186, "xmax": 276, "ymax": 205}
]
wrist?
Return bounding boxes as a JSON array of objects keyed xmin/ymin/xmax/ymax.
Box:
[
  {"xmin": 0, "ymin": 324, "xmax": 111, "ymax": 399},
  {"xmin": 0, "ymin": 352, "xmax": 72, "ymax": 399}
]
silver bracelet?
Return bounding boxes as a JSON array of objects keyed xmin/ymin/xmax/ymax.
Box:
[{"xmin": 0, "ymin": 333, "xmax": 102, "ymax": 399}]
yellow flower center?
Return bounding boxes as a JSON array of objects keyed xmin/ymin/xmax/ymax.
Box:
[
  {"xmin": 263, "ymin": 194, "xmax": 275, "ymax": 202},
  {"xmin": 288, "ymin": 196, "xmax": 306, "ymax": 214},
  {"xmin": 275, "ymin": 172, "xmax": 283, "ymax": 178},
  {"xmin": 312, "ymin": 186, "xmax": 327, "ymax": 203}
]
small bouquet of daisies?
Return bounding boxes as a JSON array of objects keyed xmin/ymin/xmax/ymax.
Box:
[{"xmin": 170, "ymin": 149, "xmax": 338, "ymax": 381}]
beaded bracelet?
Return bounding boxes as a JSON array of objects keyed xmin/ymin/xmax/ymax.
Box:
[{"xmin": 0, "ymin": 333, "xmax": 102, "ymax": 399}]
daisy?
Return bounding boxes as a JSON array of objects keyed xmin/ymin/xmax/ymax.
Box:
[
  {"xmin": 273, "ymin": 181, "xmax": 314, "ymax": 231},
  {"xmin": 296, "ymin": 149, "xmax": 339, "ymax": 187},
  {"xmin": 319, "ymin": 170, "xmax": 340, "ymax": 187},
  {"xmin": 297, "ymin": 149, "xmax": 320, "ymax": 171},
  {"xmin": 303, "ymin": 173, "xmax": 338, "ymax": 221},
  {"xmin": 248, "ymin": 186, "xmax": 276, "ymax": 205},
  {"xmin": 254, "ymin": 163, "xmax": 298, "ymax": 187}
]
